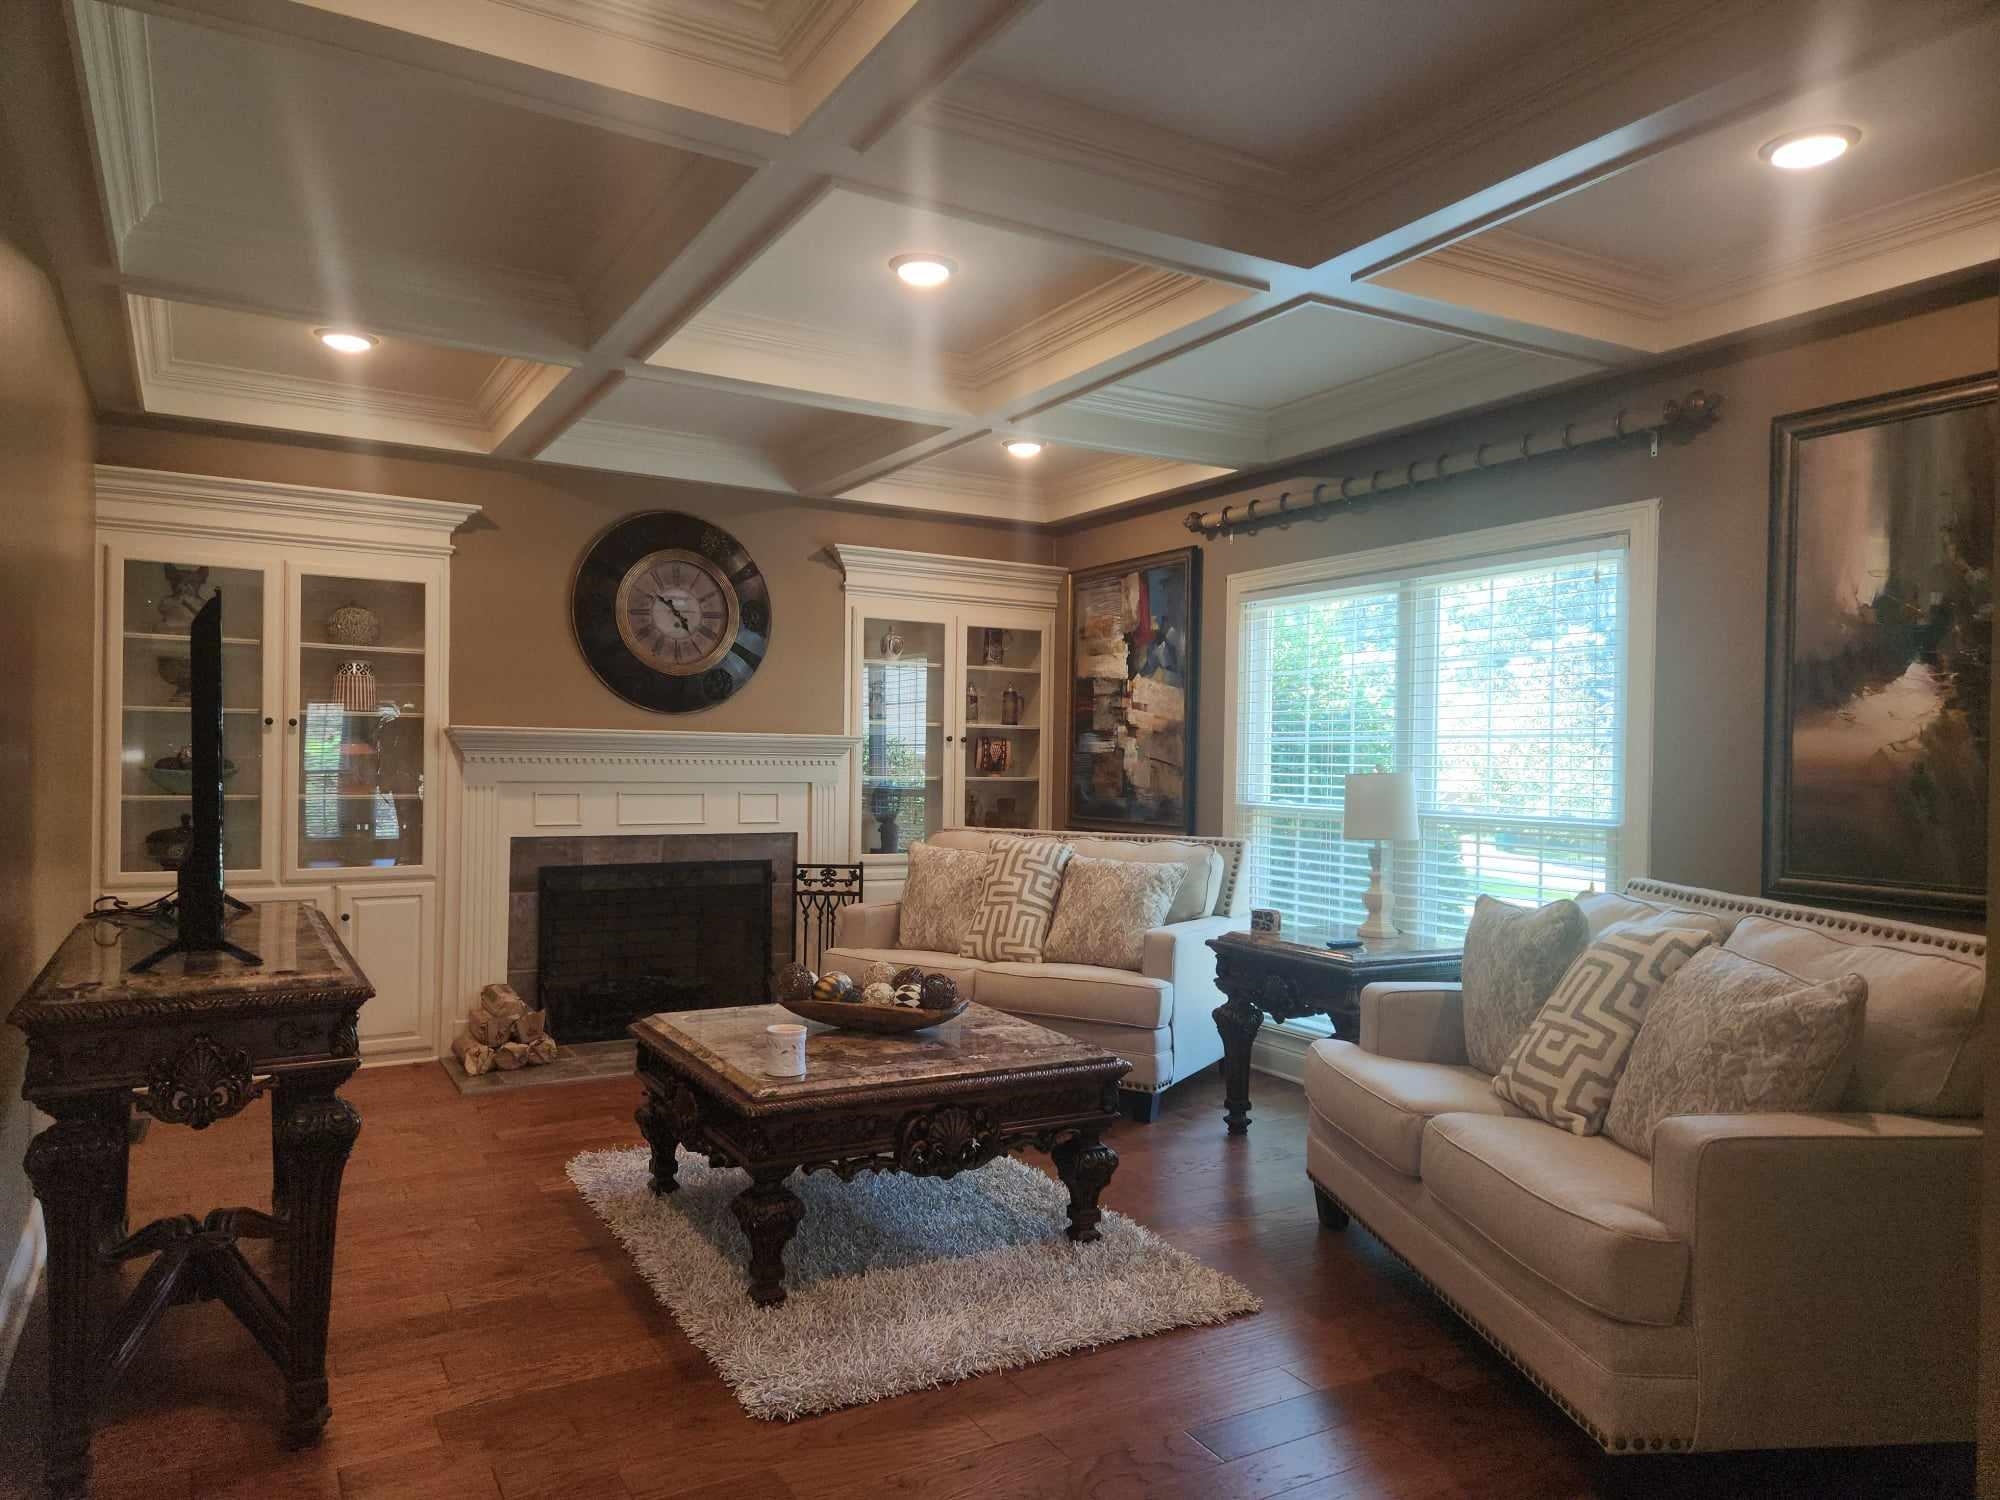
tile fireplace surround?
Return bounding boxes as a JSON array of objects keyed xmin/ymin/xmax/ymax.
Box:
[{"xmin": 446, "ymin": 726, "xmax": 858, "ymax": 1058}]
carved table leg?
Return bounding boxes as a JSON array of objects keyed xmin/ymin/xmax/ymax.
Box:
[
  {"xmin": 1051, "ymin": 1130, "xmax": 1118, "ymax": 1243},
  {"xmin": 635, "ymin": 1091, "xmax": 680, "ymax": 1196},
  {"xmin": 730, "ymin": 1171, "xmax": 804, "ymax": 1308},
  {"xmin": 270, "ymin": 1067, "xmax": 361, "ymax": 1449},
  {"xmin": 1213, "ymin": 994, "xmax": 1265, "ymax": 1135},
  {"xmin": 24, "ymin": 1095, "xmax": 131, "ymax": 1500}
]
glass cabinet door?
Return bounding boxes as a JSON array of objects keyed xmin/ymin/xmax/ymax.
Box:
[
  {"xmin": 116, "ymin": 557, "xmax": 269, "ymax": 878},
  {"xmin": 861, "ymin": 616, "xmax": 946, "ymax": 854},
  {"xmin": 961, "ymin": 618, "xmax": 1042, "ymax": 832},
  {"xmin": 293, "ymin": 573, "xmax": 428, "ymax": 870}
]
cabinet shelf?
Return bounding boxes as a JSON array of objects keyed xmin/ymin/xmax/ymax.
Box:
[
  {"xmin": 124, "ymin": 705, "xmax": 263, "ymax": 716},
  {"xmin": 965, "ymin": 664, "xmax": 1038, "ymax": 674},
  {"xmin": 864, "ymin": 658, "xmax": 941, "ymax": 668},
  {"xmin": 123, "ymin": 793, "xmax": 259, "ymax": 802},
  {"xmin": 124, "ymin": 630, "xmax": 260, "ymax": 648},
  {"xmin": 298, "ymin": 640, "xmax": 426, "ymax": 656},
  {"xmin": 864, "ymin": 719, "xmax": 941, "ymax": 728},
  {"xmin": 965, "ymin": 774, "xmax": 1040, "ymax": 783},
  {"xmin": 965, "ymin": 721, "xmax": 1035, "ymax": 730},
  {"xmin": 298, "ymin": 793, "xmax": 424, "ymax": 801}
]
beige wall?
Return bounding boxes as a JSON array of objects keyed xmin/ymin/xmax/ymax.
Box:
[
  {"xmin": 93, "ymin": 427, "xmax": 1053, "ymax": 734},
  {"xmin": 1053, "ymin": 290, "xmax": 2000, "ymax": 898},
  {"xmin": 0, "ymin": 231, "xmax": 96, "ymax": 1369}
]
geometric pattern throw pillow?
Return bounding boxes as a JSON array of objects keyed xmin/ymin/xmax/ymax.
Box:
[
  {"xmin": 1492, "ymin": 926, "xmax": 1716, "ymax": 1136},
  {"xmin": 959, "ymin": 837, "xmax": 1073, "ymax": 963}
]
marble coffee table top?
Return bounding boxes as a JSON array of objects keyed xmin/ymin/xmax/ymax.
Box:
[{"xmin": 631, "ymin": 1001, "xmax": 1126, "ymax": 1104}]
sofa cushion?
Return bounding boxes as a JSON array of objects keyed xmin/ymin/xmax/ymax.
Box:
[
  {"xmin": 1303, "ymin": 1039, "xmax": 1521, "ymax": 1178},
  {"xmin": 1605, "ymin": 946, "xmax": 1867, "ymax": 1159},
  {"xmin": 1492, "ymin": 925, "xmax": 1715, "ymax": 1135},
  {"xmin": 1460, "ymin": 894, "xmax": 1589, "ymax": 1074},
  {"xmin": 974, "ymin": 962, "xmax": 1171, "ymax": 1030},
  {"xmin": 1724, "ymin": 915, "xmax": 1982, "ymax": 1117},
  {"xmin": 1577, "ymin": 889, "xmax": 1736, "ymax": 945},
  {"xmin": 818, "ymin": 947, "xmax": 979, "ymax": 998},
  {"xmin": 1043, "ymin": 856, "xmax": 1186, "ymax": 971},
  {"xmin": 1422, "ymin": 1114, "xmax": 1689, "ymax": 1326},
  {"xmin": 896, "ymin": 842, "xmax": 991, "ymax": 954}
]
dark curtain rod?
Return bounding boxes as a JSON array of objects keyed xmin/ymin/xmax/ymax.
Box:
[{"xmin": 1182, "ymin": 389, "xmax": 1723, "ymax": 540}]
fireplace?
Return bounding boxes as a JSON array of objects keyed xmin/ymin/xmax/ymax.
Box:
[{"xmin": 538, "ymin": 858, "xmax": 774, "ymax": 1042}]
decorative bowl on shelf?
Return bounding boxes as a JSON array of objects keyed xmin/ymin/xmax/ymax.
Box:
[
  {"xmin": 156, "ymin": 654, "xmax": 193, "ymax": 704},
  {"xmin": 325, "ymin": 601, "xmax": 382, "ymax": 646},
  {"xmin": 147, "ymin": 750, "xmax": 239, "ymax": 796}
]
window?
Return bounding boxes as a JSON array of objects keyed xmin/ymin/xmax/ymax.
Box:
[{"xmin": 1229, "ymin": 503, "xmax": 1655, "ymax": 947}]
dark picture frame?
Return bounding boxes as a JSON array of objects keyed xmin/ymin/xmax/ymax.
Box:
[
  {"xmin": 1764, "ymin": 371, "xmax": 1997, "ymax": 920},
  {"xmin": 1066, "ymin": 546, "xmax": 1201, "ymax": 834}
]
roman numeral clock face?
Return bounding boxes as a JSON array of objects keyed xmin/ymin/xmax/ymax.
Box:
[{"xmin": 571, "ymin": 513, "xmax": 770, "ymax": 713}]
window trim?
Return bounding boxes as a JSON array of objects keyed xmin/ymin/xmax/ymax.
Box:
[{"xmin": 1222, "ymin": 499, "xmax": 1660, "ymax": 902}]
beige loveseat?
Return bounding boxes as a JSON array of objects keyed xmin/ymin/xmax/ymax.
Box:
[
  {"xmin": 826, "ymin": 830, "xmax": 1248, "ymax": 1120},
  {"xmin": 1305, "ymin": 879, "xmax": 1982, "ymax": 1454}
]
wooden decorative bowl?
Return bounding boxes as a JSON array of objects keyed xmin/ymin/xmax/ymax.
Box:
[{"xmin": 776, "ymin": 996, "xmax": 971, "ymax": 1034}]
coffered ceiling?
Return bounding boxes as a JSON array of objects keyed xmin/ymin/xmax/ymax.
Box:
[{"xmin": 11, "ymin": 0, "xmax": 1998, "ymax": 525}]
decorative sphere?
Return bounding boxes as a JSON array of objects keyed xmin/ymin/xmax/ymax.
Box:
[
  {"xmin": 811, "ymin": 971, "xmax": 856, "ymax": 1005},
  {"xmin": 893, "ymin": 983, "xmax": 923, "ymax": 1007},
  {"xmin": 863, "ymin": 982, "xmax": 896, "ymax": 1005},
  {"xmin": 775, "ymin": 963, "xmax": 816, "ymax": 1003},
  {"xmin": 864, "ymin": 961, "xmax": 898, "ymax": 989},
  {"xmin": 919, "ymin": 973, "xmax": 959, "ymax": 1009},
  {"xmin": 890, "ymin": 965, "xmax": 925, "ymax": 990}
]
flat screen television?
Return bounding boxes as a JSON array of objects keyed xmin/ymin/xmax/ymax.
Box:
[{"xmin": 132, "ymin": 592, "xmax": 259, "ymax": 970}]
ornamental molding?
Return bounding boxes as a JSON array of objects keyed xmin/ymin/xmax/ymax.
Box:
[
  {"xmin": 94, "ymin": 466, "xmax": 480, "ymax": 555},
  {"xmin": 447, "ymin": 725, "xmax": 859, "ymax": 769},
  {"xmin": 830, "ymin": 544, "xmax": 1065, "ymax": 606}
]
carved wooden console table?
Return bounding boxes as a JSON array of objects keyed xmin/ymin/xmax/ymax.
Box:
[
  {"xmin": 12, "ymin": 901, "xmax": 372, "ymax": 1500},
  {"xmin": 632, "ymin": 1003, "xmax": 1129, "ymax": 1307},
  {"xmin": 1208, "ymin": 930, "xmax": 1461, "ymax": 1135}
]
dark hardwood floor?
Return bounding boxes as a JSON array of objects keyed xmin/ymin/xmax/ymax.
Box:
[{"xmin": 0, "ymin": 1063, "xmax": 1970, "ymax": 1500}]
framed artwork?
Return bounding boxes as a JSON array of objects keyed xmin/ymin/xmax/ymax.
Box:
[
  {"xmin": 1765, "ymin": 372, "xmax": 1996, "ymax": 920},
  {"xmin": 1067, "ymin": 546, "xmax": 1200, "ymax": 834}
]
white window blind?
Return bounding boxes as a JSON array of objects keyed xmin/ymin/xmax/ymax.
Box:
[{"xmin": 1235, "ymin": 535, "xmax": 1634, "ymax": 944}]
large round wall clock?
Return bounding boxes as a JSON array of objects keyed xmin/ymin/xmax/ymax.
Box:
[{"xmin": 571, "ymin": 511, "xmax": 771, "ymax": 713}]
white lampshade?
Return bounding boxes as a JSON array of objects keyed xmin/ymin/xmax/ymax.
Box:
[{"xmin": 1344, "ymin": 770, "xmax": 1418, "ymax": 842}]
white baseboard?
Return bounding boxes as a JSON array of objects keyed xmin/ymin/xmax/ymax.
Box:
[
  {"xmin": 1250, "ymin": 1023, "xmax": 1321, "ymax": 1085},
  {"xmin": 0, "ymin": 1204, "xmax": 46, "ymax": 1390}
]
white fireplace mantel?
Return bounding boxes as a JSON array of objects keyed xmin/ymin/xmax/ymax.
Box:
[{"xmin": 442, "ymin": 724, "xmax": 859, "ymax": 1051}]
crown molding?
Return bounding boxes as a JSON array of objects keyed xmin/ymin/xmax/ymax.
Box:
[
  {"xmin": 95, "ymin": 464, "xmax": 480, "ymax": 554},
  {"xmin": 660, "ymin": 309, "xmax": 975, "ymax": 414},
  {"xmin": 1069, "ymin": 383, "xmax": 1264, "ymax": 442},
  {"xmin": 485, "ymin": 0, "xmax": 861, "ymax": 83},
  {"xmin": 448, "ymin": 723, "xmax": 860, "ymax": 766},
  {"xmin": 831, "ymin": 544, "xmax": 1065, "ymax": 605},
  {"xmin": 71, "ymin": 0, "xmax": 161, "ymax": 244},
  {"xmin": 962, "ymin": 266, "xmax": 1226, "ymax": 393},
  {"xmin": 1038, "ymin": 453, "xmax": 1232, "ymax": 524}
]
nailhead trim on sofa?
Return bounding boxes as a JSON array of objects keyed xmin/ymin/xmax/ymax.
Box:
[
  {"xmin": 1623, "ymin": 879, "xmax": 1984, "ymax": 958},
  {"xmin": 1319, "ymin": 1181, "xmax": 1694, "ymax": 1455}
]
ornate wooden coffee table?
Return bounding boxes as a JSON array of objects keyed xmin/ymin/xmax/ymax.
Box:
[{"xmin": 630, "ymin": 1002, "xmax": 1130, "ymax": 1307}]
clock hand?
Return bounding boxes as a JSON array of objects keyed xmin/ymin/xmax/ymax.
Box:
[{"xmin": 654, "ymin": 593, "xmax": 692, "ymax": 632}]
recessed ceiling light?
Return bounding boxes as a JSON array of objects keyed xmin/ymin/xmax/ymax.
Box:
[
  {"xmin": 1759, "ymin": 126, "xmax": 1859, "ymax": 171},
  {"xmin": 1003, "ymin": 440, "xmax": 1043, "ymax": 459},
  {"xmin": 314, "ymin": 328, "xmax": 379, "ymax": 354},
  {"xmin": 890, "ymin": 254, "xmax": 955, "ymax": 288}
]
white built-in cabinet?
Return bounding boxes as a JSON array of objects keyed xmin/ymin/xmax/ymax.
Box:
[
  {"xmin": 833, "ymin": 546, "xmax": 1066, "ymax": 902},
  {"xmin": 94, "ymin": 466, "xmax": 476, "ymax": 1065}
]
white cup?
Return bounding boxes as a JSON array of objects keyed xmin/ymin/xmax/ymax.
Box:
[{"xmin": 765, "ymin": 1023, "xmax": 807, "ymax": 1077}]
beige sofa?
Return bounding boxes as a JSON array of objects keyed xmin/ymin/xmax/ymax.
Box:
[
  {"xmin": 1305, "ymin": 879, "xmax": 1982, "ymax": 1454},
  {"xmin": 826, "ymin": 829, "xmax": 1248, "ymax": 1120}
]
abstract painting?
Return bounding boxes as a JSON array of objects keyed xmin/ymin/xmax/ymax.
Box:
[
  {"xmin": 1765, "ymin": 373, "xmax": 1996, "ymax": 919},
  {"xmin": 1068, "ymin": 547, "xmax": 1200, "ymax": 834}
]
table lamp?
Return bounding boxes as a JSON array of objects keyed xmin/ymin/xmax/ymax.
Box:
[{"xmin": 1344, "ymin": 770, "xmax": 1418, "ymax": 939}]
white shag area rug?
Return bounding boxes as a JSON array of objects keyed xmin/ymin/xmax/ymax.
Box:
[{"xmin": 567, "ymin": 1145, "xmax": 1259, "ymax": 1420}]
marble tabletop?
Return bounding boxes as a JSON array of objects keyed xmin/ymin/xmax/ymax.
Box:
[
  {"xmin": 632, "ymin": 1001, "xmax": 1127, "ymax": 1104},
  {"xmin": 13, "ymin": 901, "xmax": 372, "ymax": 1031}
]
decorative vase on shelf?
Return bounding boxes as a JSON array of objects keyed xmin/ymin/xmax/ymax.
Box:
[
  {"xmin": 157, "ymin": 564, "xmax": 210, "ymax": 631},
  {"xmin": 982, "ymin": 628, "xmax": 1007, "ymax": 665},
  {"xmin": 326, "ymin": 601, "xmax": 382, "ymax": 646},
  {"xmin": 333, "ymin": 660, "xmax": 377, "ymax": 711},
  {"xmin": 966, "ymin": 681, "xmax": 979, "ymax": 721},
  {"xmin": 1001, "ymin": 684, "xmax": 1023, "ymax": 726},
  {"xmin": 879, "ymin": 625, "xmax": 904, "ymax": 660}
]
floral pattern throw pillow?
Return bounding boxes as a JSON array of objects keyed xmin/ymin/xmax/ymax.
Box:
[
  {"xmin": 1459, "ymin": 894, "xmax": 1589, "ymax": 1074},
  {"xmin": 895, "ymin": 842, "xmax": 993, "ymax": 954},
  {"xmin": 1604, "ymin": 945, "xmax": 1867, "ymax": 1158},
  {"xmin": 1042, "ymin": 856, "xmax": 1187, "ymax": 972}
]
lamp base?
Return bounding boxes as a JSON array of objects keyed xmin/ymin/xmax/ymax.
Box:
[{"xmin": 1357, "ymin": 846, "xmax": 1400, "ymax": 939}]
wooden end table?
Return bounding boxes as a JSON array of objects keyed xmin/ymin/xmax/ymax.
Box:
[
  {"xmin": 1207, "ymin": 929, "xmax": 1461, "ymax": 1134},
  {"xmin": 631, "ymin": 1002, "xmax": 1130, "ymax": 1307},
  {"xmin": 11, "ymin": 901, "xmax": 372, "ymax": 1500}
]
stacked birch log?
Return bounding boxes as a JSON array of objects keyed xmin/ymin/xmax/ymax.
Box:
[{"xmin": 451, "ymin": 983, "xmax": 560, "ymax": 1076}]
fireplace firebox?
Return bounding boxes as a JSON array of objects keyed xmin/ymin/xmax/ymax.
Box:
[{"xmin": 538, "ymin": 859, "xmax": 774, "ymax": 1042}]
